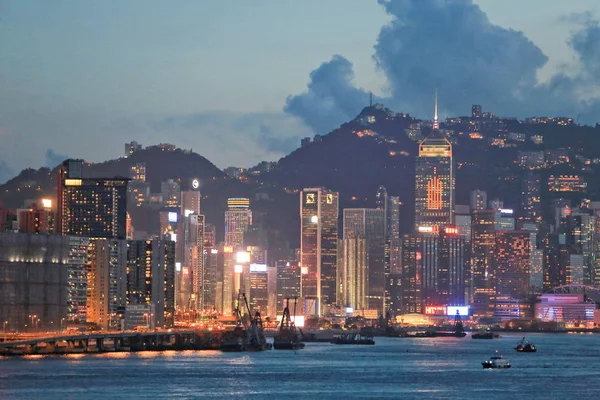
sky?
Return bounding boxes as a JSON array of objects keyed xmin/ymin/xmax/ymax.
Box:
[{"xmin": 1, "ymin": 0, "xmax": 600, "ymax": 183}]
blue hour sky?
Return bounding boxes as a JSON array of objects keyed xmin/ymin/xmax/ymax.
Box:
[{"xmin": 1, "ymin": 0, "xmax": 599, "ymax": 182}]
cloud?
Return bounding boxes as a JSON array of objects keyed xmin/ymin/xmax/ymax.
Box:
[
  {"xmin": 285, "ymin": 0, "xmax": 600, "ymax": 126},
  {"xmin": 284, "ymin": 55, "xmax": 370, "ymax": 134},
  {"xmin": 156, "ymin": 112, "xmax": 310, "ymax": 167},
  {"xmin": 45, "ymin": 148, "xmax": 68, "ymax": 168}
]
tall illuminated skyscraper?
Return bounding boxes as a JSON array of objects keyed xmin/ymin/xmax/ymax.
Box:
[
  {"xmin": 343, "ymin": 208, "xmax": 386, "ymax": 311},
  {"xmin": 300, "ymin": 188, "xmax": 338, "ymax": 316},
  {"xmin": 471, "ymin": 209, "xmax": 496, "ymax": 318},
  {"xmin": 224, "ymin": 198, "xmax": 252, "ymax": 249},
  {"xmin": 414, "ymin": 95, "xmax": 455, "ymax": 233},
  {"xmin": 57, "ymin": 159, "xmax": 128, "ymax": 239}
]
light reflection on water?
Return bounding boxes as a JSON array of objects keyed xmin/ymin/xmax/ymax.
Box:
[{"xmin": 1, "ymin": 334, "xmax": 600, "ymax": 399}]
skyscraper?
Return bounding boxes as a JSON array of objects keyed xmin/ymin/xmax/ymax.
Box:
[
  {"xmin": 300, "ymin": 188, "xmax": 338, "ymax": 316},
  {"xmin": 414, "ymin": 96, "xmax": 455, "ymax": 233},
  {"xmin": 161, "ymin": 179, "xmax": 181, "ymax": 209},
  {"xmin": 337, "ymin": 236, "xmax": 368, "ymax": 310},
  {"xmin": 471, "ymin": 209, "xmax": 496, "ymax": 318},
  {"xmin": 520, "ymin": 171, "xmax": 541, "ymax": 223},
  {"xmin": 224, "ymin": 198, "xmax": 252, "ymax": 249},
  {"xmin": 190, "ymin": 214, "xmax": 205, "ymax": 310},
  {"xmin": 277, "ymin": 260, "xmax": 301, "ymax": 315},
  {"xmin": 126, "ymin": 239, "xmax": 176, "ymax": 328},
  {"xmin": 181, "ymin": 189, "xmax": 201, "ymax": 216},
  {"xmin": 343, "ymin": 208, "xmax": 386, "ymax": 311},
  {"xmin": 470, "ymin": 190, "xmax": 487, "ymax": 211},
  {"xmin": 57, "ymin": 159, "xmax": 128, "ymax": 239},
  {"xmin": 495, "ymin": 231, "xmax": 531, "ymax": 300}
]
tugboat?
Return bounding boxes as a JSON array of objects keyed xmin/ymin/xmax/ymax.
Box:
[
  {"xmin": 482, "ymin": 351, "xmax": 511, "ymax": 369},
  {"xmin": 273, "ymin": 298, "xmax": 305, "ymax": 350},
  {"xmin": 435, "ymin": 310, "xmax": 467, "ymax": 338},
  {"xmin": 220, "ymin": 292, "xmax": 272, "ymax": 352},
  {"xmin": 331, "ymin": 333, "xmax": 375, "ymax": 345},
  {"xmin": 515, "ymin": 337, "xmax": 537, "ymax": 353},
  {"xmin": 472, "ymin": 328, "xmax": 500, "ymax": 339}
]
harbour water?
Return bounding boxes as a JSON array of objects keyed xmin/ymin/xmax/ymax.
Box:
[{"xmin": 1, "ymin": 333, "xmax": 600, "ymax": 399}]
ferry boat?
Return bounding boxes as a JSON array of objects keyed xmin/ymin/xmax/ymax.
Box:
[
  {"xmin": 515, "ymin": 337, "xmax": 537, "ymax": 353},
  {"xmin": 482, "ymin": 352, "xmax": 511, "ymax": 369},
  {"xmin": 273, "ymin": 298, "xmax": 305, "ymax": 350},
  {"xmin": 331, "ymin": 333, "xmax": 375, "ymax": 345}
]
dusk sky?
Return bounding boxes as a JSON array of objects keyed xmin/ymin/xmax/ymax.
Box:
[{"xmin": 1, "ymin": 0, "xmax": 599, "ymax": 183}]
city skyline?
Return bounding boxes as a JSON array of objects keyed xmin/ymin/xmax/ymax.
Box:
[{"xmin": 2, "ymin": 0, "xmax": 600, "ymax": 182}]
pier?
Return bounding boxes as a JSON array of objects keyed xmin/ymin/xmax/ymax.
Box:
[{"xmin": 0, "ymin": 330, "xmax": 223, "ymax": 356}]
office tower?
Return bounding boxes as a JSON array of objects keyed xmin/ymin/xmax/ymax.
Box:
[
  {"xmin": 470, "ymin": 190, "xmax": 487, "ymax": 211},
  {"xmin": 203, "ymin": 247, "xmax": 218, "ymax": 310},
  {"xmin": 471, "ymin": 209, "xmax": 496, "ymax": 318},
  {"xmin": 495, "ymin": 209, "xmax": 515, "ymax": 231},
  {"xmin": 566, "ymin": 254, "xmax": 585, "ymax": 284},
  {"xmin": 189, "ymin": 214, "xmax": 205, "ymax": 310},
  {"xmin": 249, "ymin": 263, "xmax": 269, "ymax": 314},
  {"xmin": 400, "ymin": 234, "xmax": 438, "ymax": 314},
  {"xmin": 87, "ymin": 239, "xmax": 127, "ymax": 330},
  {"xmin": 589, "ymin": 202, "xmax": 600, "ymax": 286},
  {"xmin": 495, "ymin": 231, "xmax": 531, "ymax": 300},
  {"xmin": 181, "ymin": 190, "xmax": 201, "ymax": 216},
  {"xmin": 0, "ymin": 233, "xmax": 89, "ymax": 331},
  {"xmin": 337, "ymin": 236, "xmax": 368, "ymax": 310},
  {"xmin": 224, "ymin": 198, "xmax": 252, "ymax": 249},
  {"xmin": 124, "ymin": 141, "xmax": 142, "ymax": 157},
  {"xmin": 375, "ymin": 185, "xmax": 388, "ymax": 224},
  {"xmin": 126, "ymin": 239, "xmax": 176, "ymax": 328},
  {"xmin": 343, "ymin": 208, "xmax": 386, "ymax": 311},
  {"xmin": 300, "ymin": 188, "xmax": 338, "ymax": 316},
  {"xmin": 439, "ymin": 227, "xmax": 470, "ymax": 306},
  {"xmin": 57, "ymin": 159, "xmax": 128, "ymax": 239},
  {"xmin": 414, "ymin": 97, "xmax": 454, "ymax": 232},
  {"xmin": 277, "ymin": 261, "xmax": 301, "ymax": 314},
  {"xmin": 387, "ymin": 273, "xmax": 402, "ymax": 317},
  {"xmin": 454, "ymin": 205, "xmax": 472, "ymax": 240},
  {"xmin": 204, "ymin": 224, "xmax": 216, "ymax": 247},
  {"xmin": 161, "ymin": 179, "xmax": 181, "ymax": 209},
  {"xmin": 564, "ymin": 209, "xmax": 595, "ymax": 284},
  {"xmin": 472, "ymin": 104, "xmax": 482, "ymax": 118},
  {"xmin": 519, "ymin": 171, "xmax": 541, "ymax": 223}
]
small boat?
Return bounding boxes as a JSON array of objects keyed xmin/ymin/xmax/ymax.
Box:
[
  {"xmin": 331, "ymin": 333, "xmax": 375, "ymax": 345},
  {"xmin": 482, "ymin": 351, "xmax": 511, "ymax": 369},
  {"xmin": 515, "ymin": 337, "xmax": 536, "ymax": 353},
  {"xmin": 273, "ymin": 298, "xmax": 305, "ymax": 350},
  {"xmin": 472, "ymin": 328, "xmax": 500, "ymax": 339}
]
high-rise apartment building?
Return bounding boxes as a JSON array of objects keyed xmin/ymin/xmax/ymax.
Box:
[
  {"xmin": 87, "ymin": 239, "xmax": 127, "ymax": 330},
  {"xmin": 57, "ymin": 159, "xmax": 128, "ymax": 239},
  {"xmin": 414, "ymin": 99, "xmax": 455, "ymax": 233},
  {"xmin": 520, "ymin": 171, "xmax": 541, "ymax": 223},
  {"xmin": 300, "ymin": 188, "xmax": 338, "ymax": 316},
  {"xmin": 126, "ymin": 239, "xmax": 176, "ymax": 328}
]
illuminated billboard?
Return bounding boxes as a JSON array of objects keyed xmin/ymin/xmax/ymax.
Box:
[
  {"xmin": 236, "ymin": 251, "xmax": 250, "ymax": 263},
  {"xmin": 345, "ymin": 307, "xmax": 354, "ymax": 314},
  {"xmin": 250, "ymin": 264, "xmax": 267, "ymax": 273},
  {"xmin": 276, "ymin": 315, "xmax": 304, "ymax": 328},
  {"xmin": 301, "ymin": 267, "xmax": 308, "ymax": 275},
  {"xmin": 234, "ymin": 265, "xmax": 243, "ymax": 273},
  {"xmin": 446, "ymin": 306, "xmax": 469, "ymax": 316},
  {"xmin": 418, "ymin": 226, "xmax": 433, "ymax": 233},
  {"xmin": 41, "ymin": 199, "xmax": 52, "ymax": 209},
  {"xmin": 168, "ymin": 212, "xmax": 178, "ymax": 223},
  {"xmin": 424, "ymin": 305, "xmax": 446, "ymax": 315},
  {"xmin": 175, "ymin": 262, "xmax": 181, "ymax": 272}
]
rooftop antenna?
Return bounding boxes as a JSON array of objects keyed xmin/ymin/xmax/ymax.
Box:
[{"xmin": 433, "ymin": 89, "xmax": 440, "ymax": 130}]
